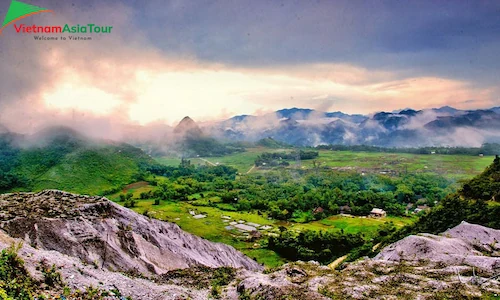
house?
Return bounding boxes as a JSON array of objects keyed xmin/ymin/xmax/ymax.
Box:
[
  {"xmin": 313, "ymin": 207, "xmax": 324, "ymax": 214},
  {"xmin": 370, "ymin": 208, "xmax": 387, "ymax": 218},
  {"xmin": 249, "ymin": 230, "xmax": 263, "ymax": 240},
  {"xmin": 414, "ymin": 205, "xmax": 430, "ymax": 214},
  {"xmin": 339, "ymin": 205, "xmax": 352, "ymax": 214}
]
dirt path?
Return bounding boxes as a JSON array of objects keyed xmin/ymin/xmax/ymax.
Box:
[
  {"xmin": 328, "ymin": 255, "xmax": 347, "ymax": 269},
  {"xmin": 246, "ymin": 165, "xmax": 255, "ymax": 174},
  {"xmin": 198, "ymin": 158, "xmax": 216, "ymax": 166},
  {"xmin": 122, "ymin": 181, "xmax": 149, "ymax": 193}
]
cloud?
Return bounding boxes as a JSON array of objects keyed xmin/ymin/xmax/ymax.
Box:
[{"xmin": 0, "ymin": 0, "xmax": 499, "ymax": 140}]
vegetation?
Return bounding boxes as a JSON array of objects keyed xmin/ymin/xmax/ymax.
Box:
[
  {"xmin": 317, "ymin": 143, "xmax": 500, "ymax": 156},
  {"xmin": 254, "ymin": 150, "xmax": 318, "ymax": 166},
  {"xmin": 268, "ymin": 229, "xmax": 365, "ymax": 263},
  {"xmin": 2, "ymin": 128, "xmax": 498, "ymax": 268},
  {"xmin": 0, "ymin": 130, "xmax": 154, "ymax": 195},
  {"xmin": 379, "ymin": 155, "xmax": 500, "ymax": 252},
  {"xmin": 255, "ymin": 137, "xmax": 290, "ymax": 148},
  {"xmin": 111, "ymin": 154, "xmax": 459, "ymax": 266},
  {"xmin": 0, "ymin": 243, "xmax": 37, "ymax": 300},
  {"xmin": 182, "ymin": 136, "xmax": 246, "ymax": 157}
]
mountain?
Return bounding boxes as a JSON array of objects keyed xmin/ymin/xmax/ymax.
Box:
[
  {"xmin": 174, "ymin": 116, "xmax": 203, "ymax": 137},
  {"xmin": 209, "ymin": 106, "xmax": 500, "ymax": 147},
  {"xmin": 425, "ymin": 109, "xmax": 500, "ymax": 130},
  {"xmin": 0, "ymin": 126, "xmax": 154, "ymax": 195},
  {"xmin": 432, "ymin": 105, "xmax": 462, "ymax": 115},
  {"xmin": 0, "ymin": 191, "xmax": 262, "ymax": 274},
  {"xmin": 275, "ymin": 108, "xmax": 314, "ymax": 119}
]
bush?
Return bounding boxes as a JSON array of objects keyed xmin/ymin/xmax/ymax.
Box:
[
  {"xmin": 0, "ymin": 243, "xmax": 37, "ymax": 300},
  {"xmin": 124, "ymin": 199, "xmax": 137, "ymax": 208}
]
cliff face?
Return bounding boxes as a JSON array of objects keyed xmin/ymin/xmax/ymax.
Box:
[{"xmin": 0, "ymin": 190, "xmax": 263, "ymax": 275}]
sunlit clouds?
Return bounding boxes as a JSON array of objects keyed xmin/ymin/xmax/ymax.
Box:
[{"xmin": 38, "ymin": 60, "xmax": 496, "ymax": 126}]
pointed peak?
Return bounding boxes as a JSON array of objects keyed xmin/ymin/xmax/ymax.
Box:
[
  {"xmin": 180, "ymin": 116, "xmax": 195, "ymax": 122},
  {"xmin": 174, "ymin": 116, "xmax": 201, "ymax": 135}
]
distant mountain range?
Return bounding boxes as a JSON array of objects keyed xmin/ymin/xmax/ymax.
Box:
[
  {"xmin": 2, "ymin": 106, "xmax": 500, "ymax": 153},
  {"xmin": 208, "ymin": 106, "xmax": 500, "ymax": 147}
]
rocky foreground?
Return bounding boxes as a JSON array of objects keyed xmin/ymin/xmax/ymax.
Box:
[{"xmin": 0, "ymin": 191, "xmax": 499, "ymax": 299}]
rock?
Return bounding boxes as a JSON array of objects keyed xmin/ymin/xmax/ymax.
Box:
[
  {"xmin": 375, "ymin": 222, "xmax": 500, "ymax": 274},
  {"xmin": 0, "ymin": 190, "xmax": 263, "ymax": 275}
]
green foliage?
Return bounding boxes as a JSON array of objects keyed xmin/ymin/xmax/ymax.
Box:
[
  {"xmin": 124, "ymin": 198, "xmax": 137, "ymax": 208},
  {"xmin": 0, "ymin": 243, "xmax": 36, "ymax": 300},
  {"xmin": 146, "ymin": 163, "xmax": 237, "ymax": 182},
  {"xmin": 255, "ymin": 150, "xmax": 318, "ymax": 166},
  {"xmin": 39, "ymin": 261, "xmax": 63, "ymax": 287},
  {"xmin": 0, "ymin": 129, "xmax": 155, "ymax": 195},
  {"xmin": 183, "ymin": 136, "xmax": 245, "ymax": 157},
  {"xmin": 0, "ymin": 134, "xmax": 27, "ymax": 192},
  {"xmin": 255, "ymin": 137, "xmax": 290, "ymax": 148},
  {"xmin": 317, "ymin": 143, "xmax": 500, "ymax": 156},
  {"xmin": 461, "ymin": 155, "xmax": 500, "ymax": 200},
  {"xmin": 384, "ymin": 156, "xmax": 500, "ymax": 248},
  {"xmin": 268, "ymin": 228, "xmax": 365, "ymax": 263}
]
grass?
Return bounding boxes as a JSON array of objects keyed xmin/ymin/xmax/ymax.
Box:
[
  {"xmin": 278, "ymin": 215, "xmax": 415, "ymax": 238},
  {"xmin": 156, "ymin": 149, "xmax": 494, "ymax": 180},
  {"xmin": 13, "ymin": 144, "xmax": 153, "ymax": 196},
  {"xmin": 154, "ymin": 157, "xmax": 183, "ymax": 167},
  {"xmin": 156, "ymin": 147, "xmax": 292, "ymax": 173},
  {"xmin": 306, "ymin": 151, "xmax": 495, "ymax": 180}
]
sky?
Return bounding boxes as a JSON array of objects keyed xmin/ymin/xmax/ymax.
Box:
[{"xmin": 0, "ymin": 0, "xmax": 500, "ymax": 134}]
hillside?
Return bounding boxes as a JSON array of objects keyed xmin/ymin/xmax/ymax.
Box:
[{"xmin": 0, "ymin": 127, "xmax": 154, "ymax": 195}]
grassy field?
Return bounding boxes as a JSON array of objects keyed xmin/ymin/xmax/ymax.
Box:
[
  {"xmin": 306, "ymin": 151, "xmax": 494, "ymax": 180},
  {"xmin": 156, "ymin": 149, "xmax": 494, "ymax": 179},
  {"xmin": 156, "ymin": 147, "xmax": 290, "ymax": 173}
]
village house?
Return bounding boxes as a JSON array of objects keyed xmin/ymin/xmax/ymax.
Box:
[
  {"xmin": 370, "ymin": 208, "xmax": 387, "ymax": 218},
  {"xmin": 313, "ymin": 207, "xmax": 324, "ymax": 214},
  {"xmin": 414, "ymin": 205, "xmax": 430, "ymax": 213},
  {"xmin": 339, "ymin": 205, "xmax": 352, "ymax": 214}
]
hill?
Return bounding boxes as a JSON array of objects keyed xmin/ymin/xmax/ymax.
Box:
[
  {"xmin": 0, "ymin": 127, "xmax": 154, "ymax": 195},
  {"xmin": 170, "ymin": 116, "xmax": 246, "ymax": 157}
]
